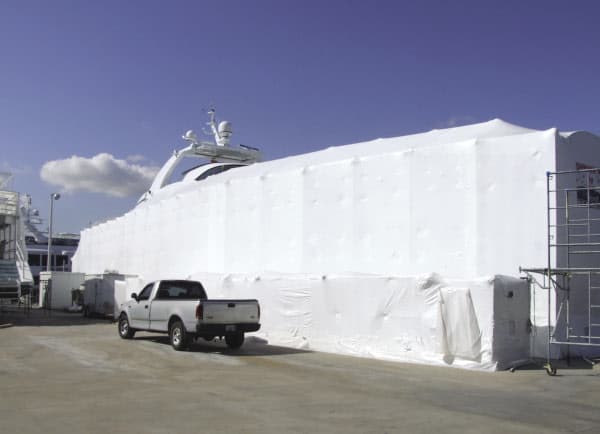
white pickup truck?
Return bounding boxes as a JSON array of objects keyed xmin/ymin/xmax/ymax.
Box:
[{"xmin": 117, "ymin": 279, "xmax": 260, "ymax": 350}]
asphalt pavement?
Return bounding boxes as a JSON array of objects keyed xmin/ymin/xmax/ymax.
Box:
[{"xmin": 0, "ymin": 308, "xmax": 599, "ymax": 434}]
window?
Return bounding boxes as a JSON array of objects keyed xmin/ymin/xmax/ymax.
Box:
[
  {"xmin": 138, "ymin": 284, "xmax": 154, "ymax": 301},
  {"xmin": 576, "ymin": 163, "xmax": 600, "ymax": 207},
  {"xmin": 195, "ymin": 164, "xmax": 244, "ymax": 181},
  {"xmin": 56, "ymin": 255, "xmax": 69, "ymax": 267},
  {"xmin": 52, "ymin": 238, "xmax": 79, "ymax": 247},
  {"xmin": 28, "ymin": 254, "xmax": 41, "ymax": 266},
  {"xmin": 156, "ymin": 280, "xmax": 207, "ymax": 300}
]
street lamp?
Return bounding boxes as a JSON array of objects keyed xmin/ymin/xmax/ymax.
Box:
[{"xmin": 47, "ymin": 193, "xmax": 60, "ymax": 271}]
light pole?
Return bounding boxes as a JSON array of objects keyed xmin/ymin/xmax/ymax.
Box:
[{"xmin": 47, "ymin": 193, "xmax": 60, "ymax": 271}]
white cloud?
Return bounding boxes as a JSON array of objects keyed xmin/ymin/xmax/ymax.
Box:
[
  {"xmin": 126, "ymin": 154, "xmax": 147, "ymax": 163},
  {"xmin": 40, "ymin": 153, "xmax": 160, "ymax": 198}
]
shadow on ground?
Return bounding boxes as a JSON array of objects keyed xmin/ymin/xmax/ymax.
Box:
[
  {"xmin": 509, "ymin": 357, "xmax": 599, "ymax": 377},
  {"xmin": 132, "ymin": 334, "xmax": 312, "ymax": 357},
  {"xmin": 0, "ymin": 307, "xmax": 111, "ymax": 327}
]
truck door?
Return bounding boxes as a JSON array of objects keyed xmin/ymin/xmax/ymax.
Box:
[
  {"xmin": 149, "ymin": 281, "xmax": 171, "ymax": 332},
  {"xmin": 129, "ymin": 283, "xmax": 153, "ymax": 329}
]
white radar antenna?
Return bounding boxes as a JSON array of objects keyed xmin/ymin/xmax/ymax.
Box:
[{"xmin": 208, "ymin": 108, "xmax": 232, "ymax": 147}]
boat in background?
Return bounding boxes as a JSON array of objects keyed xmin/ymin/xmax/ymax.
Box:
[{"xmin": 0, "ymin": 172, "xmax": 79, "ymax": 303}]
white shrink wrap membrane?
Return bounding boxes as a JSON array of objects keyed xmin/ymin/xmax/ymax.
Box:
[
  {"xmin": 72, "ymin": 119, "xmax": 600, "ymax": 368},
  {"xmin": 74, "ymin": 119, "xmax": 558, "ymax": 278},
  {"xmin": 189, "ymin": 272, "xmax": 530, "ymax": 371}
]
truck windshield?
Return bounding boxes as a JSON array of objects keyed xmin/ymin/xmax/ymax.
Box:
[{"xmin": 156, "ymin": 280, "xmax": 207, "ymax": 300}]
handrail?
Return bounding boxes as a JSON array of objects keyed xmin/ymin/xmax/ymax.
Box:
[
  {"xmin": 2, "ymin": 246, "xmax": 17, "ymax": 261},
  {"xmin": 16, "ymin": 241, "xmax": 33, "ymax": 283}
]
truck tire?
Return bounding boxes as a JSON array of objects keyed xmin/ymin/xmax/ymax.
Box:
[
  {"xmin": 225, "ymin": 332, "xmax": 244, "ymax": 349},
  {"xmin": 170, "ymin": 320, "xmax": 189, "ymax": 351},
  {"xmin": 118, "ymin": 314, "xmax": 135, "ymax": 339}
]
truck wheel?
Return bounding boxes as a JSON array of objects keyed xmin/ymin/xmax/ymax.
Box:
[
  {"xmin": 170, "ymin": 320, "xmax": 189, "ymax": 351},
  {"xmin": 225, "ymin": 332, "xmax": 244, "ymax": 349},
  {"xmin": 118, "ymin": 314, "xmax": 135, "ymax": 339}
]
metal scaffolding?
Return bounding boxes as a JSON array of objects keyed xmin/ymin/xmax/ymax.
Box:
[{"xmin": 522, "ymin": 167, "xmax": 600, "ymax": 375}]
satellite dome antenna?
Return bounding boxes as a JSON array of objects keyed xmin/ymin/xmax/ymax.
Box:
[{"xmin": 182, "ymin": 130, "xmax": 199, "ymax": 145}]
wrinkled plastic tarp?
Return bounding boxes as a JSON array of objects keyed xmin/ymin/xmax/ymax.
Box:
[{"xmin": 190, "ymin": 272, "xmax": 529, "ymax": 371}]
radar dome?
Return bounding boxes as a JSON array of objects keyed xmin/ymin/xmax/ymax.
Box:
[{"xmin": 218, "ymin": 121, "xmax": 232, "ymax": 136}]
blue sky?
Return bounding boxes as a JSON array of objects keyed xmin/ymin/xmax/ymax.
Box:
[{"xmin": 1, "ymin": 0, "xmax": 599, "ymax": 233}]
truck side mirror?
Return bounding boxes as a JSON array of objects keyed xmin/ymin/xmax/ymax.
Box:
[{"xmin": 131, "ymin": 292, "xmax": 138, "ymax": 301}]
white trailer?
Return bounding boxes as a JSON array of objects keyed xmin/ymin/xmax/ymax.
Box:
[
  {"xmin": 83, "ymin": 273, "xmax": 141, "ymax": 318},
  {"xmin": 39, "ymin": 271, "xmax": 86, "ymax": 310}
]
